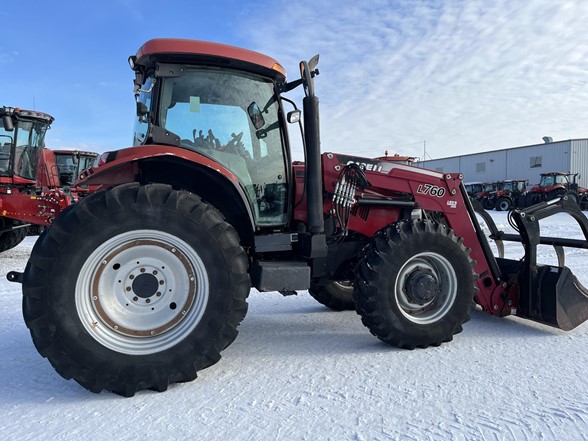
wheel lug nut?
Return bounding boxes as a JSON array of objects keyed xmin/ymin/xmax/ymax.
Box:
[
  {"xmin": 140, "ymin": 268, "xmax": 146, "ymax": 273},
  {"xmin": 146, "ymin": 299, "xmax": 151, "ymax": 303},
  {"xmin": 153, "ymin": 270, "xmax": 158, "ymax": 275},
  {"xmin": 129, "ymin": 275, "xmax": 135, "ymax": 280},
  {"xmin": 126, "ymin": 287, "xmax": 131, "ymax": 291},
  {"xmin": 159, "ymin": 280, "xmax": 164, "ymax": 285},
  {"xmin": 133, "ymin": 296, "xmax": 138, "ymax": 301},
  {"xmin": 156, "ymin": 292, "xmax": 161, "ymax": 297}
]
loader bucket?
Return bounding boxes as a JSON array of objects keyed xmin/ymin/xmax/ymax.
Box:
[
  {"xmin": 517, "ymin": 263, "xmax": 588, "ymax": 330},
  {"xmin": 472, "ymin": 195, "xmax": 588, "ymax": 330}
]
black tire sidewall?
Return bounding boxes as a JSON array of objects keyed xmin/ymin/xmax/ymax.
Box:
[
  {"xmin": 309, "ymin": 281, "xmax": 355, "ymax": 311},
  {"xmin": 380, "ymin": 231, "xmax": 473, "ymax": 340},
  {"xmin": 355, "ymin": 221, "xmax": 476, "ymax": 348},
  {"xmin": 28, "ymin": 184, "xmax": 247, "ymax": 378},
  {"xmin": 496, "ymin": 198, "xmax": 511, "ymax": 211}
]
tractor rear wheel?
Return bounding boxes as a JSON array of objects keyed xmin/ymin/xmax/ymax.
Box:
[
  {"xmin": 495, "ymin": 197, "xmax": 512, "ymax": 212},
  {"xmin": 22, "ymin": 183, "xmax": 250, "ymax": 396},
  {"xmin": 0, "ymin": 223, "xmax": 27, "ymax": 252},
  {"xmin": 309, "ymin": 280, "xmax": 355, "ymax": 311},
  {"xmin": 481, "ymin": 198, "xmax": 494, "ymax": 210},
  {"xmin": 354, "ymin": 219, "xmax": 476, "ymax": 349}
]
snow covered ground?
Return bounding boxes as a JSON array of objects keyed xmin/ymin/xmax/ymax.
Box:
[{"xmin": 1, "ymin": 211, "xmax": 588, "ymax": 441}]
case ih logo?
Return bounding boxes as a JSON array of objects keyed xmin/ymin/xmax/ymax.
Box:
[{"xmin": 346, "ymin": 160, "xmax": 383, "ymax": 173}]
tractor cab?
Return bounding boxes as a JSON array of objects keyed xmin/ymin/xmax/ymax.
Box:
[
  {"xmin": 538, "ymin": 172, "xmax": 573, "ymax": 188},
  {"xmin": 54, "ymin": 150, "xmax": 99, "ymax": 186},
  {"xmin": 129, "ymin": 40, "xmax": 293, "ymax": 228},
  {"xmin": 0, "ymin": 107, "xmax": 53, "ymax": 184}
]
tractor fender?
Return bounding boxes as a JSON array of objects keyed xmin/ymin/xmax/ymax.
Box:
[{"xmin": 78, "ymin": 146, "xmax": 256, "ymax": 244}]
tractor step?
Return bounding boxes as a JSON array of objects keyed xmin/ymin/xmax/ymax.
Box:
[
  {"xmin": 250, "ymin": 260, "xmax": 310, "ymax": 292},
  {"xmin": 6, "ymin": 271, "xmax": 23, "ymax": 283}
]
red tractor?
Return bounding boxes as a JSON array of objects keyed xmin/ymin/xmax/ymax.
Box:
[
  {"xmin": 485, "ymin": 179, "xmax": 528, "ymax": 211},
  {"xmin": 464, "ymin": 182, "xmax": 483, "ymax": 198},
  {"xmin": 524, "ymin": 172, "xmax": 588, "ymax": 210},
  {"xmin": 10, "ymin": 39, "xmax": 588, "ymax": 396},
  {"xmin": 475, "ymin": 182, "xmax": 498, "ymax": 209},
  {"xmin": 0, "ymin": 107, "xmax": 71, "ymax": 249},
  {"xmin": 52, "ymin": 149, "xmax": 99, "ymax": 199}
]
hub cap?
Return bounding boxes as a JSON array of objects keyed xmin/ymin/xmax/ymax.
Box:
[
  {"xmin": 76, "ymin": 230, "xmax": 209, "ymax": 355},
  {"xmin": 394, "ymin": 252, "xmax": 457, "ymax": 324}
]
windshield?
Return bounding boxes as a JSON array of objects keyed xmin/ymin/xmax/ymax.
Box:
[
  {"xmin": 0, "ymin": 119, "xmax": 48, "ymax": 180},
  {"xmin": 0, "ymin": 133, "xmax": 12, "ymax": 176},
  {"xmin": 502, "ymin": 182, "xmax": 514, "ymax": 191},
  {"xmin": 156, "ymin": 68, "xmax": 288, "ymax": 226},
  {"xmin": 79, "ymin": 154, "xmax": 96, "ymax": 174},
  {"xmin": 539, "ymin": 175, "xmax": 567, "ymax": 187},
  {"xmin": 55, "ymin": 153, "xmax": 77, "ymax": 186}
]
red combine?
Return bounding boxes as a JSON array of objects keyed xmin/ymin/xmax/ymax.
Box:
[
  {"xmin": 0, "ymin": 107, "xmax": 71, "ymax": 249},
  {"xmin": 9, "ymin": 39, "xmax": 588, "ymax": 396}
]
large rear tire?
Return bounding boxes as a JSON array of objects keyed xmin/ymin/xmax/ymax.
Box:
[
  {"xmin": 308, "ymin": 280, "xmax": 355, "ymax": 311},
  {"xmin": 22, "ymin": 183, "xmax": 250, "ymax": 396},
  {"xmin": 354, "ymin": 219, "xmax": 477, "ymax": 349}
]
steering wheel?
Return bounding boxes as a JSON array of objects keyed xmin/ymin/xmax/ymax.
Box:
[{"xmin": 192, "ymin": 129, "xmax": 221, "ymax": 149}]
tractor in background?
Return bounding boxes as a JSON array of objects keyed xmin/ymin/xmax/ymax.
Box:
[
  {"xmin": 10, "ymin": 39, "xmax": 588, "ymax": 396},
  {"xmin": 485, "ymin": 179, "xmax": 528, "ymax": 211},
  {"xmin": 524, "ymin": 172, "xmax": 588, "ymax": 210},
  {"xmin": 474, "ymin": 181, "xmax": 498, "ymax": 209},
  {"xmin": 53, "ymin": 149, "xmax": 99, "ymax": 199},
  {"xmin": 0, "ymin": 107, "xmax": 71, "ymax": 249},
  {"xmin": 464, "ymin": 182, "xmax": 483, "ymax": 198}
]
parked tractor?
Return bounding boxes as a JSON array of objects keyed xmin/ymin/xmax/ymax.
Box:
[
  {"xmin": 464, "ymin": 182, "xmax": 483, "ymax": 197},
  {"xmin": 54, "ymin": 150, "xmax": 98, "ymax": 187},
  {"xmin": 0, "ymin": 107, "xmax": 71, "ymax": 250},
  {"xmin": 485, "ymin": 179, "xmax": 528, "ymax": 211},
  {"xmin": 524, "ymin": 172, "xmax": 588, "ymax": 210},
  {"xmin": 53, "ymin": 149, "xmax": 99, "ymax": 199},
  {"xmin": 475, "ymin": 182, "xmax": 498, "ymax": 209},
  {"xmin": 9, "ymin": 40, "xmax": 588, "ymax": 396}
]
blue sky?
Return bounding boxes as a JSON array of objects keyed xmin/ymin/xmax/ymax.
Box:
[{"xmin": 1, "ymin": 0, "xmax": 587, "ymax": 160}]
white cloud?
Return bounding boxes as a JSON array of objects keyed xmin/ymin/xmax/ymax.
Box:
[
  {"xmin": 0, "ymin": 49, "xmax": 18, "ymax": 64},
  {"xmin": 245, "ymin": 0, "xmax": 588, "ymax": 160}
]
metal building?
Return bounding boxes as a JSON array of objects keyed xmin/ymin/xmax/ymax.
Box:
[{"xmin": 417, "ymin": 138, "xmax": 588, "ymax": 186}]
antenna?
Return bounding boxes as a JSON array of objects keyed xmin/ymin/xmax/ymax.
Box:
[{"xmin": 421, "ymin": 140, "xmax": 431, "ymax": 161}]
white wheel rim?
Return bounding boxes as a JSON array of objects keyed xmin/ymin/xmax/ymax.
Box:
[
  {"xmin": 332, "ymin": 281, "xmax": 353, "ymax": 292},
  {"xmin": 76, "ymin": 229, "xmax": 209, "ymax": 355},
  {"xmin": 394, "ymin": 252, "xmax": 457, "ymax": 325}
]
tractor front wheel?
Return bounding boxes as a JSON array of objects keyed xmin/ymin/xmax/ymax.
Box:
[
  {"xmin": 354, "ymin": 219, "xmax": 477, "ymax": 349},
  {"xmin": 495, "ymin": 197, "xmax": 512, "ymax": 212},
  {"xmin": 308, "ymin": 280, "xmax": 355, "ymax": 311},
  {"xmin": 22, "ymin": 183, "xmax": 250, "ymax": 396}
]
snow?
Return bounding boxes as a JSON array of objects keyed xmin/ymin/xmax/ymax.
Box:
[{"xmin": 1, "ymin": 212, "xmax": 588, "ymax": 440}]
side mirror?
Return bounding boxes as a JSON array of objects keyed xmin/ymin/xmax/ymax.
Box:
[
  {"xmin": 2, "ymin": 115, "xmax": 14, "ymax": 132},
  {"xmin": 247, "ymin": 102, "xmax": 265, "ymax": 130},
  {"xmin": 136, "ymin": 102, "xmax": 149, "ymax": 117}
]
